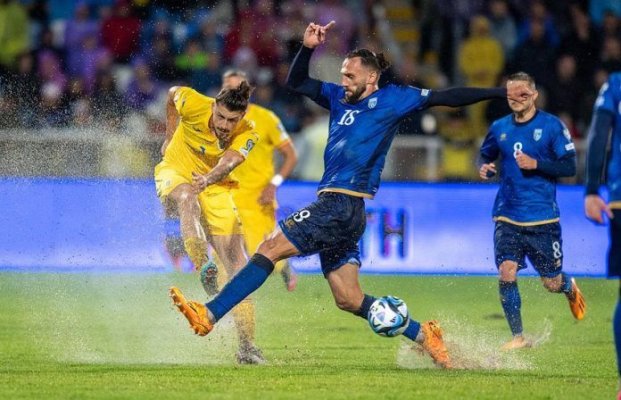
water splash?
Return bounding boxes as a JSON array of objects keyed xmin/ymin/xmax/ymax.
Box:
[{"xmin": 397, "ymin": 317, "xmax": 553, "ymax": 370}]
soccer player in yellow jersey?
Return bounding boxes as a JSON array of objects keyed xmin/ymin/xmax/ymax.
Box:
[
  {"xmin": 210, "ymin": 69, "xmax": 299, "ymax": 291},
  {"xmin": 155, "ymin": 82, "xmax": 265, "ymax": 364}
]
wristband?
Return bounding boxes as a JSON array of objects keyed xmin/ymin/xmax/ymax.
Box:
[{"xmin": 270, "ymin": 174, "xmax": 284, "ymax": 187}]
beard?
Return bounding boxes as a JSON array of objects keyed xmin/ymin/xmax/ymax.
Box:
[{"xmin": 344, "ymin": 86, "xmax": 365, "ymax": 103}]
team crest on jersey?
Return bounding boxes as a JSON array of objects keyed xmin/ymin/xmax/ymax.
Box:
[
  {"xmin": 368, "ymin": 97, "xmax": 377, "ymax": 109},
  {"xmin": 562, "ymin": 128, "xmax": 571, "ymax": 140},
  {"xmin": 533, "ymin": 129, "xmax": 542, "ymax": 141},
  {"xmin": 500, "ymin": 133, "xmax": 507, "ymax": 141}
]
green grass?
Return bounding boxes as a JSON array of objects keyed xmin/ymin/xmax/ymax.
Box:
[{"xmin": 0, "ymin": 273, "xmax": 617, "ymax": 399}]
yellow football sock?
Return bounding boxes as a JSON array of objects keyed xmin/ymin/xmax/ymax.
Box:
[
  {"xmin": 183, "ymin": 237, "xmax": 208, "ymax": 270},
  {"xmin": 233, "ymin": 298, "xmax": 256, "ymax": 344}
]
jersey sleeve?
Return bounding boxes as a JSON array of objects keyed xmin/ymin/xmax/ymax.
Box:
[
  {"xmin": 229, "ymin": 128, "xmax": 259, "ymax": 159},
  {"xmin": 173, "ymin": 86, "xmax": 210, "ymax": 120},
  {"xmin": 594, "ymin": 74, "xmax": 621, "ymax": 115},
  {"xmin": 480, "ymin": 123, "xmax": 500, "ymax": 163},
  {"xmin": 550, "ymin": 119, "xmax": 576, "ymax": 159},
  {"xmin": 315, "ymin": 82, "xmax": 342, "ymax": 110},
  {"xmin": 391, "ymin": 85, "xmax": 431, "ymax": 116}
]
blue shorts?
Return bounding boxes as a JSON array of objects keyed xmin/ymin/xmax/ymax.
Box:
[
  {"xmin": 279, "ymin": 192, "xmax": 366, "ymax": 277},
  {"xmin": 494, "ymin": 221, "xmax": 563, "ymax": 278},
  {"xmin": 609, "ymin": 209, "xmax": 621, "ymax": 278}
]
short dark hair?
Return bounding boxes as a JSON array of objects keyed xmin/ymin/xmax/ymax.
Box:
[
  {"xmin": 345, "ymin": 49, "xmax": 391, "ymax": 73},
  {"xmin": 215, "ymin": 80, "xmax": 253, "ymax": 112},
  {"xmin": 507, "ymin": 72, "xmax": 536, "ymax": 89}
]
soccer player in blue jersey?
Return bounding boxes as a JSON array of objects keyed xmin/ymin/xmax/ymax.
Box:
[
  {"xmin": 168, "ymin": 21, "xmax": 533, "ymax": 369},
  {"xmin": 584, "ymin": 71, "xmax": 621, "ymax": 398},
  {"xmin": 479, "ymin": 72, "xmax": 586, "ymax": 350}
]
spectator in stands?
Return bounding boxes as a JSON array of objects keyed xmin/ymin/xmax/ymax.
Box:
[
  {"xmin": 548, "ymin": 54, "xmax": 583, "ymax": 129},
  {"xmin": 101, "ymin": 0, "xmax": 141, "ymax": 63},
  {"xmin": 601, "ymin": 9, "xmax": 621, "ymax": 40},
  {"xmin": 124, "ymin": 57, "xmax": 161, "ymax": 112},
  {"xmin": 147, "ymin": 34, "xmax": 179, "ymax": 83},
  {"xmin": 487, "ymin": 0, "xmax": 517, "ymax": 62},
  {"xmin": 601, "ymin": 36, "xmax": 621, "ymax": 73},
  {"xmin": 512, "ymin": 18, "xmax": 556, "ymax": 89},
  {"xmin": 458, "ymin": 15, "xmax": 504, "ymax": 137},
  {"xmin": 7, "ymin": 52, "xmax": 41, "ymax": 128},
  {"xmin": 0, "ymin": 0, "xmax": 30, "ymax": 73},
  {"xmin": 64, "ymin": 2, "xmax": 100, "ymax": 77},
  {"xmin": 92, "ymin": 70, "xmax": 125, "ymax": 130},
  {"xmin": 516, "ymin": 0, "xmax": 560, "ymax": 48},
  {"xmin": 558, "ymin": 5, "xmax": 601, "ymax": 82}
]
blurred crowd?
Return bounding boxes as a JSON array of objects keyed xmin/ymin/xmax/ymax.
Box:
[{"xmin": 0, "ymin": 0, "xmax": 619, "ymax": 180}]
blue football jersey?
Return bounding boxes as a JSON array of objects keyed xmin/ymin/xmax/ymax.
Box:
[
  {"xmin": 593, "ymin": 72, "xmax": 621, "ymax": 204},
  {"xmin": 314, "ymin": 83, "xmax": 430, "ymax": 198},
  {"xmin": 480, "ymin": 110, "xmax": 576, "ymax": 224}
]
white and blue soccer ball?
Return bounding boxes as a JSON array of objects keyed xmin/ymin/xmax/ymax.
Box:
[{"xmin": 367, "ymin": 296, "xmax": 410, "ymax": 337}]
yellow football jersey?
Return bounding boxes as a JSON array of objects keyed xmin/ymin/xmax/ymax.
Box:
[
  {"xmin": 233, "ymin": 103, "xmax": 291, "ymax": 191},
  {"xmin": 162, "ymin": 86, "xmax": 258, "ymax": 190}
]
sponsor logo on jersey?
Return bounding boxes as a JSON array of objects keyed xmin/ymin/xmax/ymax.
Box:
[
  {"xmin": 565, "ymin": 143, "xmax": 575, "ymax": 151},
  {"xmin": 533, "ymin": 129, "xmax": 542, "ymax": 141}
]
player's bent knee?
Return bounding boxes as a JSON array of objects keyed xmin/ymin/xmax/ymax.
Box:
[{"xmin": 499, "ymin": 261, "xmax": 518, "ymax": 281}]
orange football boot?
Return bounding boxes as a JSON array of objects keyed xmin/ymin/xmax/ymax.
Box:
[
  {"xmin": 421, "ymin": 320, "xmax": 452, "ymax": 369},
  {"xmin": 169, "ymin": 286, "xmax": 213, "ymax": 336},
  {"xmin": 567, "ymin": 278, "xmax": 586, "ymax": 320}
]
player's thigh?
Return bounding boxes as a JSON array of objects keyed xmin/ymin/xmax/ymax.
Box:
[
  {"xmin": 525, "ymin": 222, "xmax": 563, "ymax": 278},
  {"xmin": 609, "ymin": 209, "xmax": 621, "ymax": 278},
  {"xmin": 198, "ymin": 190, "xmax": 243, "ymax": 236},
  {"xmin": 494, "ymin": 222, "xmax": 526, "ymax": 272},
  {"xmin": 154, "ymin": 163, "xmax": 191, "ymax": 201},
  {"xmin": 237, "ymin": 205, "xmax": 276, "ymax": 255}
]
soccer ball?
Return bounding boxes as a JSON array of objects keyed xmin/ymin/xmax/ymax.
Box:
[{"xmin": 367, "ymin": 296, "xmax": 410, "ymax": 337}]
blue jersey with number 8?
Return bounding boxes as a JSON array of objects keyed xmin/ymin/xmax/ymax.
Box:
[{"xmin": 480, "ymin": 110, "xmax": 576, "ymax": 224}]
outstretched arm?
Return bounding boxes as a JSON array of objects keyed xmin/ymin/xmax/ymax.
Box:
[
  {"xmin": 426, "ymin": 81, "xmax": 533, "ymax": 108},
  {"xmin": 286, "ymin": 21, "xmax": 335, "ymax": 100},
  {"xmin": 427, "ymin": 87, "xmax": 506, "ymax": 108},
  {"xmin": 191, "ymin": 150, "xmax": 245, "ymax": 193}
]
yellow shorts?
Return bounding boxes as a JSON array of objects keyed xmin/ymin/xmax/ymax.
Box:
[
  {"xmin": 232, "ymin": 189, "xmax": 277, "ymax": 253},
  {"xmin": 155, "ymin": 162, "xmax": 242, "ymax": 236}
]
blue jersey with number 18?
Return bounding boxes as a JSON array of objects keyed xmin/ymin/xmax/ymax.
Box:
[
  {"xmin": 313, "ymin": 83, "xmax": 430, "ymax": 198},
  {"xmin": 480, "ymin": 110, "xmax": 576, "ymax": 225},
  {"xmin": 593, "ymin": 72, "xmax": 621, "ymax": 204}
]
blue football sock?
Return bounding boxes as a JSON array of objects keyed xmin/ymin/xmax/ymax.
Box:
[
  {"xmin": 355, "ymin": 294, "xmax": 376, "ymax": 319},
  {"xmin": 614, "ymin": 294, "xmax": 621, "ymax": 376},
  {"xmin": 499, "ymin": 280, "xmax": 523, "ymax": 336},
  {"xmin": 560, "ymin": 273, "xmax": 573, "ymax": 294},
  {"xmin": 402, "ymin": 319, "xmax": 422, "ymax": 342},
  {"xmin": 206, "ymin": 254, "xmax": 274, "ymax": 322}
]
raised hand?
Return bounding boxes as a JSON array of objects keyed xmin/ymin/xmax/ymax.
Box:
[
  {"xmin": 507, "ymin": 80, "xmax": 534, "ymax": 104},
  {"xmin": 303, "ymin": 21, "xmax": 336, "ymax": 49}
]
